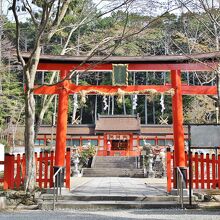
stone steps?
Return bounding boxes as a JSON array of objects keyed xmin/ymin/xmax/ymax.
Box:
[
  {"xmin": 39, "ymin": 176, "xmax": 198, "ymax": 210},
  {"xmin": 84, "ymin": 156, "xmax": 142, "ymax": 177},
  {"xmin": 93, "ymin": 162, "xmax": 137, "ymax": 169},
  {"xmin": 82, "ymin": 168, "xmax": 144, "ymax": 177},
  {"xmin": 40, "ymin": 200, "xmax": 184, "ymax": 210},
  {"xmin": 41, "ymin": 194, "xmax": 186, "ymax": 202},
  {"xmin": 92, "ymin": 156, "xmax": 137, "ymax": 168},
  {"xmin": 40, "ymin": 194, "xmax": 197, "ymax": 210}
]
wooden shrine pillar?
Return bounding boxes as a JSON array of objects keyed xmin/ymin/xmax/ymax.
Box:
[
  {"xmin": 171, "ymin": 70, "xmax": 187, "ymax": 188},
  {"xmin": 54, "ymin": 69, "xmax": 69, "ymax": 185}
]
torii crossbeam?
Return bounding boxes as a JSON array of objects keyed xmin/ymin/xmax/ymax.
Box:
[{"xmin": 22, "ymin": 52, "xmax": 220, "ymax": 186}]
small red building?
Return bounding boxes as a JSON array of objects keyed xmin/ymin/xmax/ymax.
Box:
[{"xmin": 34, "ymin": 115, "xmax": 188, "ymax": 156}]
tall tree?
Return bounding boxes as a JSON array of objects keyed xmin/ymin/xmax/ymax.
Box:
[{"xmin": 11, "ymin": 0, "xmax": 76, "ymax": 191}]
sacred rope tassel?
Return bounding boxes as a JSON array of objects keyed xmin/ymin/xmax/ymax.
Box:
[
  {"xmin": 103, "ymin": 95, "xmax": 108, "ymax": 111},
  {"xmin": 132, "ymin": 94, "xmax": 138, "ymax": 110},
  {"xmin": 73, "ymin": 95, "xmax": 78, "ymax": 108},
  {"xmin": 160, "ymin": 94, "xmax": 165, "ymax": 114}
]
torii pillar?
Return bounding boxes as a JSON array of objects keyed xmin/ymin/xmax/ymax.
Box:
[
  {"xmin": 54, "ymin": 69, "xmax": 70, "ymax": 185},
  {"xmin": 171, "ymin": 70, "xmax": 186, "ymax": 188}
]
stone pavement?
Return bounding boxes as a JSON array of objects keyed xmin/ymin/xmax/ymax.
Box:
[
  {"xmin": 40, "ymin": 177, "xmax": 182, "ymax": 210},
  {"xmin": 70, "ymin": 177, "xmax": 167, "ymax": 196}
]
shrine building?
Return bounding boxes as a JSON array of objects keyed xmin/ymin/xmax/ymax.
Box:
[{"xmin": 35, "ymin": 115, "xmax": 188, "ymax": 156}]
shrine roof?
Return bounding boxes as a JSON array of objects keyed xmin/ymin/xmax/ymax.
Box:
[
  {"xmin": 35, "ymin": 124, "xmax": 188, "ymax": 135},
  {"xmin": 95, "ymin": 115, "xmax": 141, "ymax": 134},
  {"xmin": 8, "ymin": 124, "xmax": 188, "ymax": 139},
  {"xmin": 21, "ymin": 51, "xmax": 220, "ymax": 64},
  {"xmin": 39, "ymin": 124, "xmax": 95, "ymax": 135}
]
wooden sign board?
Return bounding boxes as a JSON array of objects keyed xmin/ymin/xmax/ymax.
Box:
[
  {"xmin": 112, "ymin": 64, "xmax": 128, "ymax": 85},
  {"xmin": 191, "ymin": 125, "xmax": 220, "ymax": 147}
]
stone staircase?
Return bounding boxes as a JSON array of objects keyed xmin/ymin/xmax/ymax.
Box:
[
  {"xmin": 39, "ymin": 177, "xmax": 198, "ymax": 210},
  {"xmin": 93, "ymin": 156, "xmax": 137, "ymax": 168},
  {"xmin": 40, "ymin": 193, "xmax": 197, "ymax": 210},
  {"xmin": 82, "ymin": 156, "xmax": 144, "ymax": 177}
]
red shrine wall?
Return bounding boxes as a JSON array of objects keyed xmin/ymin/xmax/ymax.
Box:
[
  {"xmin": 28, "ymin": 124, "xmax": 189, "ymax": 156},
  {"xmin": 8, "ymin": 124, "xmax": 187, "ymax": 156}
]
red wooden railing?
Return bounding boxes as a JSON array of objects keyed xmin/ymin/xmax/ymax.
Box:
[
  {"xmin": 0, "ymin": 149, "xmax": 71, "ymax": 190},
  {"xmin": 167, "ymin": 150, "xmax": 220, "ymax": 192}
]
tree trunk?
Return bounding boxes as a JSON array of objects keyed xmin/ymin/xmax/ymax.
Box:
[
  {"xmin": 24, "ymin": 46, "xmax": 41, "ymax": 191},
  {"xmin": 153, "ymin": 100, "xmax": 156, "ymax": 124},
  {"xmin": 111, "ymin": 96, "xmax": 114, "ymax": 115},
  {"xmin": 94, "ymin": 95, "xmax": 97, "ymax": 123},
  {"xmin": 131, "ymin": 72, "xmax": 136, "ymax": 115},
  {"xmin": 90, "ymin": 98, "xmax": 95, "ymax": 123},
  {"xmin": 131, "ymin": 95, "xmax": 133, "ymax": 114},
  {"xmin": 145, "ymin": 72, "xmax": 148, "ymax": 124},
  {"xmin": 123, "ymin": 96, "xmax": 126, "ymax": 115},
  {"xmin": 108, "ymin": 96, "xmax": 111, "ymax": 115},
  {"xmin": 145, "ymin": 96, "xmax": 148, "ymax": 124},
  {"xmin": 80, "ymin": 107, "xmax": 83, "ymax": 124},
  {"xmin": 24, "ymin": 88, "xmax": 36, "ymax": 191},
  {"xmin": 214, "ymin": 22, "xmax": 219, "ymax": 51}
]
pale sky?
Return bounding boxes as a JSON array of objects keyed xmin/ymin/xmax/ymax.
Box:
[
  {"xmin": 3, "ymin": 0, "xmax": 220, "ymax": 21},
  {"xmin": 3, "ymin": 0, "xmax": 180, "ymax": 21}
]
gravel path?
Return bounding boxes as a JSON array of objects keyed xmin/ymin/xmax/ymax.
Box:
[{"xmin": 0, "ymin": 209, "xmax": 220, "ymax": 220}]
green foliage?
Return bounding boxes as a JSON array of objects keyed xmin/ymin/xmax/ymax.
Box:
[
  {"xmin": 0, "ymin": 70, "xmax": 24, "ymax": 127},
  {"xmin": 79, "ymin": 145, "xmax": 96, "ymax": 168},
  {"xmin": 4, "ymin": 21, "xmax": 17, "ymax": 43},
  {"xmin": 3, "ymin": 3, "xmax": 219, "ymax": 127}
]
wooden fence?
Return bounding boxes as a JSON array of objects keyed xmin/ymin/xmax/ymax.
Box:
[
  {"xmin": 167, "ymin": 150, "xmax": 220, "ymax": 192},
  {"xmin": 0, "ymin": 148, "xmax": 71, "ymax": 190}
]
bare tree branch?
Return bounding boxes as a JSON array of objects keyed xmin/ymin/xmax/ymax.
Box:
[{"xmin": 11, "ymin": 0, "xmax": 26, "ymax": 67}]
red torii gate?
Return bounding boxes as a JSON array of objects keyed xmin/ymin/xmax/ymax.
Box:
[{"xmin": 23, "ymin": 52, "xmax": 220, "ymax": 186}]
